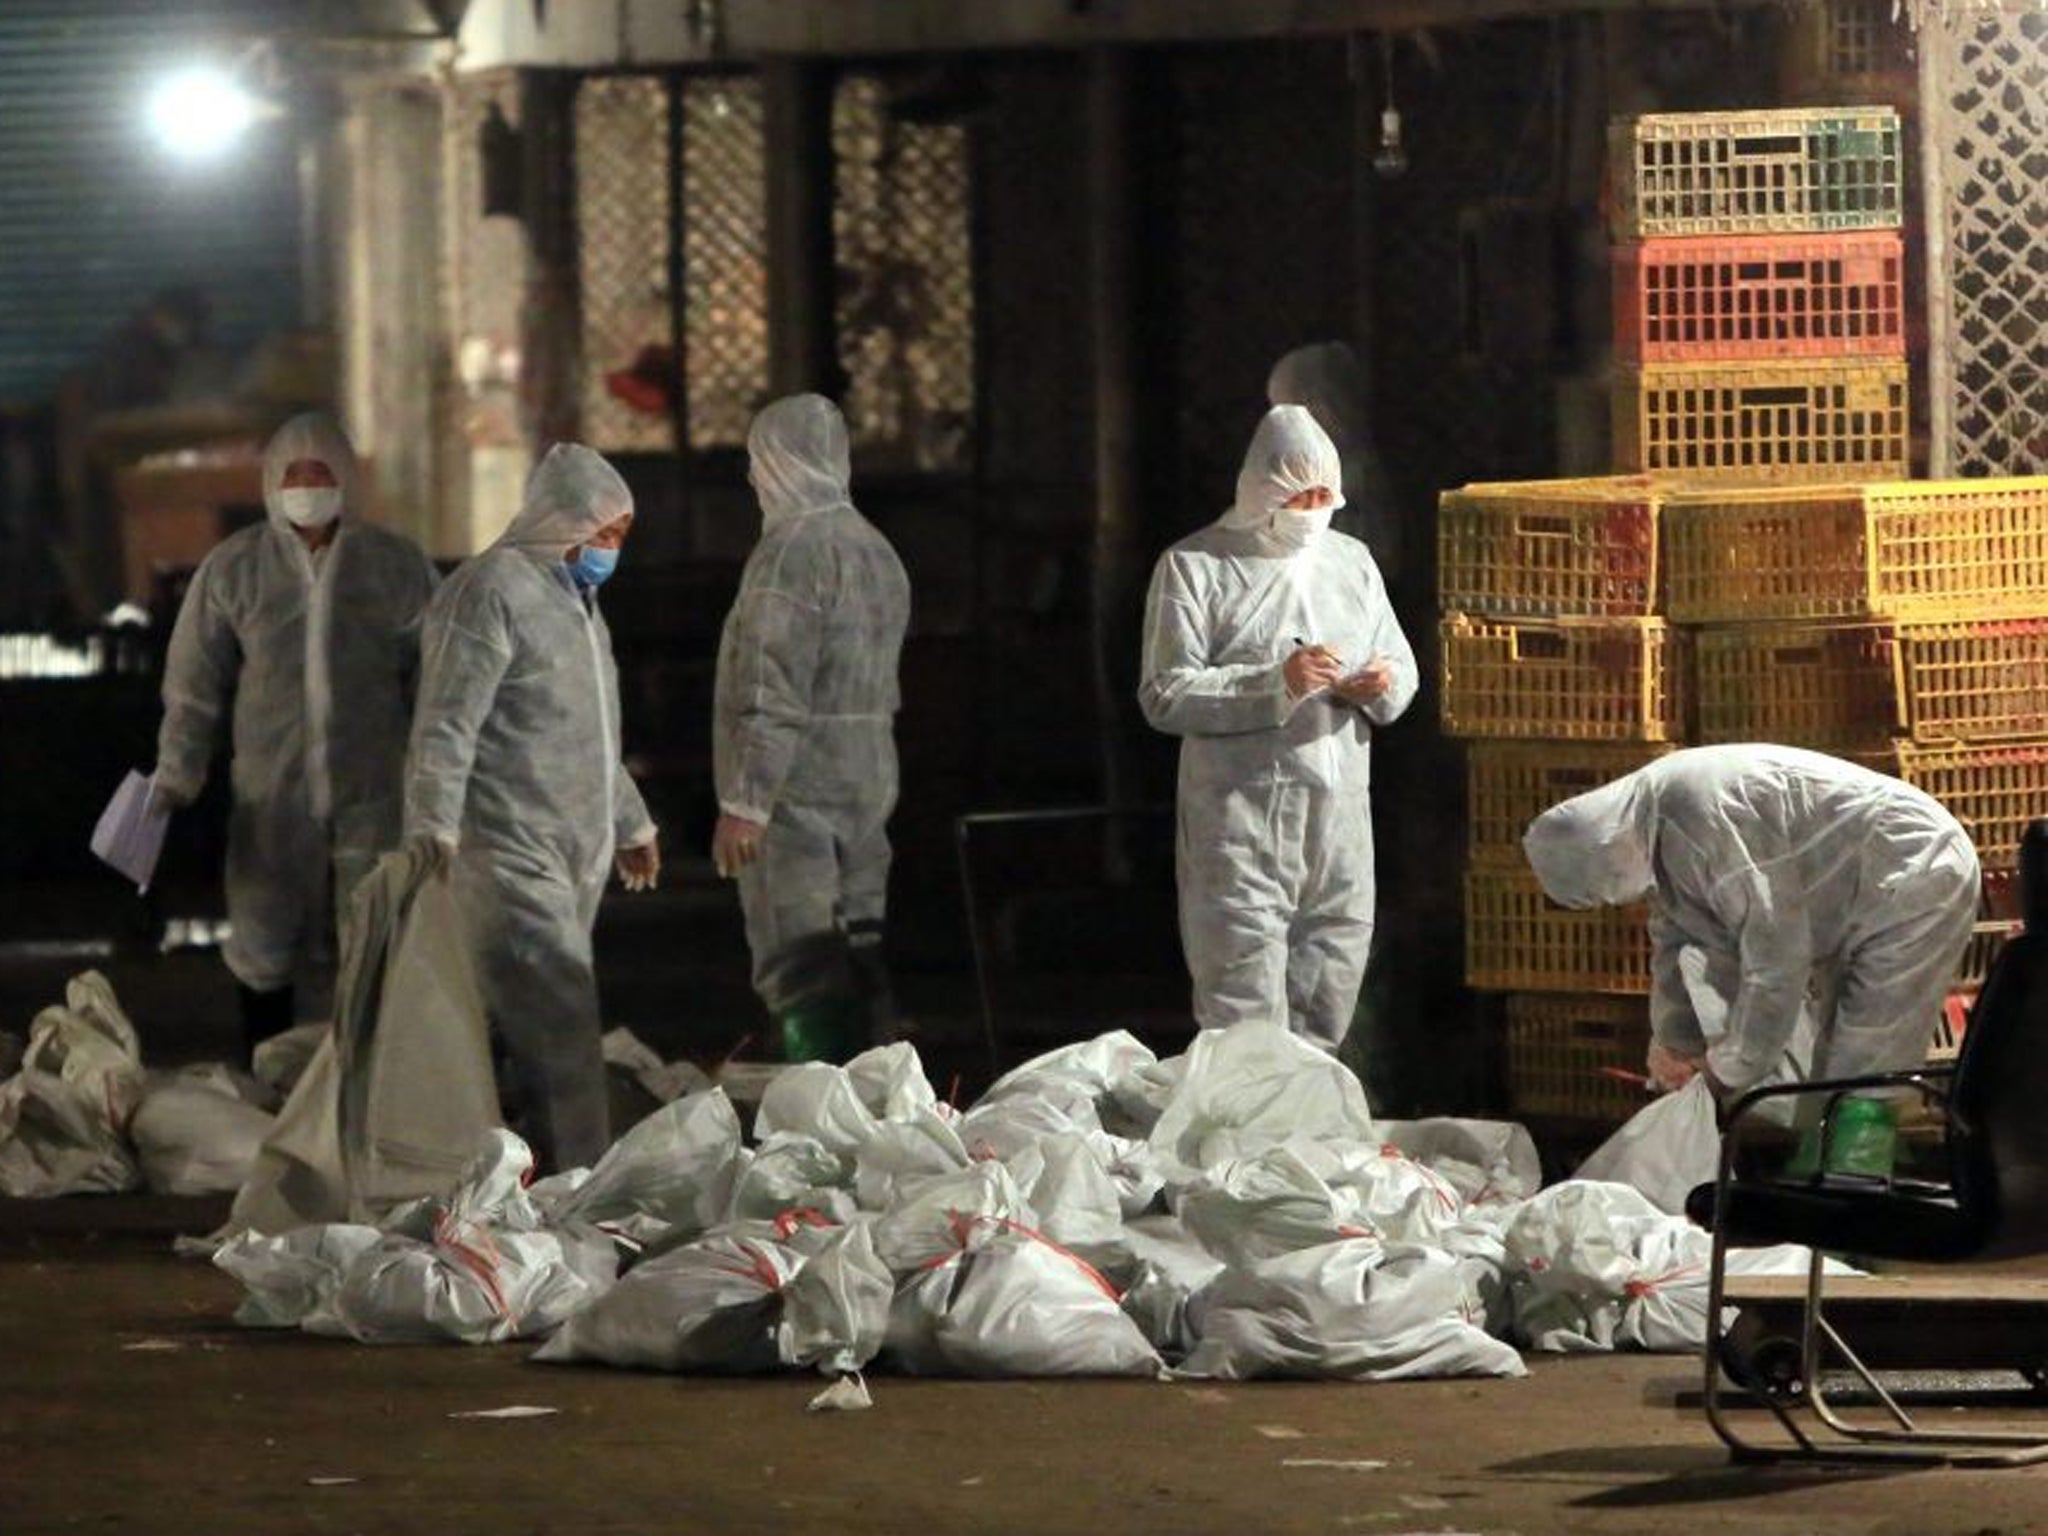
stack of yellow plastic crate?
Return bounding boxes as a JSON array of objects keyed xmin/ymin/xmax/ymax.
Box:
[
  {"xmin": 1438, "ymin": 475, "xmax": 1682, "ymax": 1127},
  {"xmin": 1439, "ymin": 104, "xmax": 2048, "ymax": 1125}
]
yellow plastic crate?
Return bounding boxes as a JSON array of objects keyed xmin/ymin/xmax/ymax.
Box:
[
  {"xmin": 1664, "ymin": 478, "xmax": 2048, "ymax": 624},
  {"xmin": 1438, "ymin": 476, "xmax": 1664, "ymax": 619},
  {"xmin": 1614, "ymin": 359, "xmax": 1909, "ymax": 485},
  {"xmin": 1610, "ymin": 106, "xmax": 1903, "ymax": 238},
  {"xmin": 1889, "ymin": 741, "xmax": 2048, "ymax": 870},
  {"xmin": 1466, "ymin": 742, "xmax": 1675, "ymax": 866},
  {"xmin": 1442, "ymin": 614, "xmax": 1688, "ymax": 743},
  {"xmin": 1465, "ymin": 867, "xmax": 1651, "ymax": 994},
  {"xmin": 1697, "ymin": 617, "xmax": 2048, "ymax": 748},
  {"xmin": 1505, "ymin": 994, "xmax": 1651, "ymax": 1124}
]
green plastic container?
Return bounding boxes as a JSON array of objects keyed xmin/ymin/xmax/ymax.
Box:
[{"xmin": 1788, "ymin": 1097, "xmax": 1898, "ymax": 1178}]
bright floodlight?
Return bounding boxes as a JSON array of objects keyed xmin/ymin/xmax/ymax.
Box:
[{"xmin": 148, "ymin": 67, "xmax": 256, "ymax": 158}]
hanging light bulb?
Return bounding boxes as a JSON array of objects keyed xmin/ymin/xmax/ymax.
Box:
[{"xmin": 1372, "ymin": 34, "xmax": 1409, "ymax": 179}]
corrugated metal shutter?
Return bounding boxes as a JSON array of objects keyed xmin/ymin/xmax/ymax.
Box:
[{"xmin": 0, "ymin": 1, "xmax": 301, "ymax": 403}]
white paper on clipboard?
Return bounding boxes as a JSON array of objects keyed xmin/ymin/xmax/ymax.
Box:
[{"xmin": 90, "ymin": 771, "xmax": 171, "ymax": 892}]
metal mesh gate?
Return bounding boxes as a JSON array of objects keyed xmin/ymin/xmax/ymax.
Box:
[
  {"xmin": 573, "ymin": 73, "xmax": 769, "ymax": 455},
  {"xmin": 832, "ymin": 73, "xmax": 976, "ymax": 472},
  {"xmin": 681, "ymin": 80, "xmax": 769, "ymax": 449},
  {"xmin": 1923, "ymin": 6, "xmax": 2048, "ymax": 476},
  {"xmin": 576, "ymin": 76, "xmax": 674, "ymax": 453}
]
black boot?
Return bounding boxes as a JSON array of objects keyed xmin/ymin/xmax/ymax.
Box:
[{"xmin": 236, "ymin": 983, "xmax": 295, "ymax": 1070}]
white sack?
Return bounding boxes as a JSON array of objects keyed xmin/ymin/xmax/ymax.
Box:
[
  {"xmin": 250, "ymin": 1024, "xmax": 327, "ymax": 1098},
  {"xmin": 777, "ymin": 1219, "xmax": 893, "ymax": 1377},
  {"xmin": 1379, "ymin": 1117, "xmax": 1542, "ymax": 1209},
  {"xmin": 1181, "ymin": 1238, "xmax": 1527, "ymax": 1381},
  {"xmin": 1147, "ymin": 1023, "xmax": 1375, "ymax": 1179},
  {"xmin": 726, "ymin": 1133, "xmax": 856, "ymax": 1226},
  {"xmin": 214, "ymin": 1223, "xmax": 383, "ymax": 1327},
  {"xmin": 533, "ymin": 1230, "xmax": 803, "ymax": 1371},
  {"xmin": 540, "ymin": 1089, "xmax": 742, "ymax": 1245},
  {"xmin": 132, "ymin": 1071, "xmax": 276, "ymax": 1195},
  {"xmin": 885, "ymin": 1222, "xmax": 1163, "ymax": 1379},
  {"xmin": 754, "ymin": 1063, "xmax": 880, "ymax": 1158},
  {"xmin": 1574, "ymin": 1078, "xmax": 1721, "ymax": 1215},
  {"xmin": 0, "ymin": 973, "xmax": 147, "ymax": 1196}
]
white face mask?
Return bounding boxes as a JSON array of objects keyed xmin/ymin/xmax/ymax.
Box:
[
  {"xmin": 278, "ymin": 487, "xmax": 343, "ymax": 529},
  {"xmin": 1262, "ymin": 504, "xmax": 1334, "ymax": 553}
]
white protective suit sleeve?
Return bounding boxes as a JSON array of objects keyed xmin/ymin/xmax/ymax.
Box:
[
  {"xmin": 1696, "ymin": 854, "xmax": 1815, "ymax": 1094},
  {"xmin": 155, "ymin": 553, "xmax": 241, "ymax": 802},
  {"xmin": 716, "ymin": 577, "xmax": 822, "ymax": 824},
  {"xmin": 1645, "ymin": 908, "xmax": 1710, "ymax": 1060},
  {"xmin": 404, "ymin": 580, "xmax": 514, "ymax": 851},
  {"xmin": 1138, "ymin": 561, "xmax": 1295, "ymax": 738},
  {"xmin": 1343, "ymin": 578, "xmax": 1417, "ymax": 730}
]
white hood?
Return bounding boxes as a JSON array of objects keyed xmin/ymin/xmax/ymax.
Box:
[
  {"xmin": 748, "ymin": 393, "xmax": 853, "ymax": 530},
  {"xmin": 261, "ymin": 413, "xmax": 359, "ymax": 529},
  {"xmin": 1523, "ymin": 771, "xmax": 1657, "ymax": 909},
  {"xmin": 1217, "ymin": 405, "xmax": 1346, "ymax": 545},
  {"xmin": 495, "ymin": 443, "xmax": 634, "ymax": 560}
]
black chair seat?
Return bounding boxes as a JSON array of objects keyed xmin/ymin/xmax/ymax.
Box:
[{"xmin": 1688, "ymin": 1176, "xmax": 1991, "ymax": 1262}]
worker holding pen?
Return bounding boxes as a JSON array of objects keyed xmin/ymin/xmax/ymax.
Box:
[{"xmin": 1137, "ymin": 405, "xmax": 1417, "ymax": 1053}]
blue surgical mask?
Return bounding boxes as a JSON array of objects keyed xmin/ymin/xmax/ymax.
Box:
[{"xmin": 569, "ymin": 545, "xmax": 619, "ymax": 590}]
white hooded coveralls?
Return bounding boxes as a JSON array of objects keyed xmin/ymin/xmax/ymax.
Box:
[
  {"xmin": 1267, "ymin": 341, "xmax": 1401, "ymax": 584},
  {"xmin": 714, "ymin": 395, "xmax": 911, "ymax": 1013},
  {"xmin": 1138, "ymin": 406, "xmax": 1418, "ymax": 1049},
  {"xmin": 403, "ymin": 444, "xmax": 656, "ymax": 1172},
  {"xmin": 156, "ymin": 413, "xmax": 439, "ymax": 1001},
  {"xmin": 1522, "ymin": 744, "xmax": 1980, "ymax": 1094}
]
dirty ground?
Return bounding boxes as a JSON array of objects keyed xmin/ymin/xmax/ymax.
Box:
[{"xmin": 4, "ymin": 1202, "xmax": 2046, "ymax": 1536}]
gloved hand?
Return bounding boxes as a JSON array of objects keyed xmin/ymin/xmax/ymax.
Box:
[
  {"xmin": 1646, "ymin": 1042, "xmax": 1702, "ymax": 1093},
  {"xmin": 711, "ymin": 814, "xmax": 766, "ymax": 879},
  {"xmin": 1332, "ymin": 656, "xmax": 1395, "ymax": 705},
  {"xmin": 149, "ymin": 772, "xmax": 195, "ymax": 812},
  {"xmin": 616, "ymin": 838, "xmax": 660, "ymax": 892},
  {"xmin": 410, "ymin": 834, "xmax": 456, "ymax": 880}
]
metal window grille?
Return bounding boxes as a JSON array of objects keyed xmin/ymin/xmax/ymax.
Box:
[
  {"xmin": 1922, "ymin": 6, "xmax": 2048, "ymax": 476},
  {"xmin": 681, "ymin": 78, "xmax": 769, "ymax": 449},
  {"xmin": 576, "ymin": 75, "xmax": 674, "ymax": 453},
  {"xmin": 573, "ymin": 73, "xmax": 769, "ymax": 455},
  {"xmin": 832, "ymin": 73, "xmax": 976, "ymax": 472}
]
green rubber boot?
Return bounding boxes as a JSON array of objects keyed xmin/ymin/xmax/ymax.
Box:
[{"xmin": 780, "ymin": 994, "xmax": 871, "ymax": 1065}]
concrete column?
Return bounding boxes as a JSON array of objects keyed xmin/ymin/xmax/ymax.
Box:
[{"xmin": 763, "ymin": 61, "xmax": 839, "ymax": 397}]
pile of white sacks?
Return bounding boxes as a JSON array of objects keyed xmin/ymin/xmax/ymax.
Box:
[
  {"xmin": 213, "ymin": 1022, "xmax": 1836, "ymax": 1388},
  {"xmin": 0, "ymin": 974, "xmax": 292, "ymax": 1200}
]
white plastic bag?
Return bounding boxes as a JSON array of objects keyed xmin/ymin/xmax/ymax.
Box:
[
  {"xmin": 885, "ymin": 1220, "xmax": 1163, "ymax": 1379},
  {"xmin": 1147, "ymin": 1023, "xmax": 1375, "ymax": 1180},
  {"xmin": 0, "ymin": 973, "xmax": 146, "ymax": 1196},
  {"xmin": 870, "ymin": 1162, "xmax": 1034, "ymax": 1276},
  {"xmin": 726, "ymin": 1133, "xmax": 856, "ymax": 1226},
  {"xmin": 250, "ymin": 1023, "xmax": 327, "ymax": 1098},
  {"xmin": 777, "ymin": 1219, "xmax": 893, "ymax": 1377},
  {"xmin": 1575, "ymin": 1078, "xmax": 1721, "ymax": 1215},
  {"xmin": 539, "ymin": 1089, "xmax": 742, "ymax": 1245},
  {"xmin": 1181, "ymin": 1238, "xmax": 1527, "ymax": 1382},
  {"xmin": 131, "ymin": 1070, "xmax": 276, "ymax": 1195},
  {"xmin": 533, "ymin": 1230, "xmax": 802, "ymax": 1371},
  {"xmin": 844, "ymin": 1042, "xmax": 941, "ymax": 1122},
  {"xmin": 1379, "ymin": 1117, "xmax": 1542, "ymax": 1209},
  {"xmin": 754, "ymin": 1063, "xmax": 881, "ymax": 1158},
  {"xmin": 214, "ymin": 1223, "xmax": 383, "ymax": 1327},
  {"xmin": 1502, "ymin": 1180, "xmax": 1669, "ymax": 1352},
  {"xmin": 852, "ymin": 1109, "xmax": 968, "ymax": 1212}
]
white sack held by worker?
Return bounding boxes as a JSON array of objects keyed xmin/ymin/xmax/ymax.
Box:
[{"xmin": 403, "ymin": 443, "xmax": 659, "ymax": 1174}]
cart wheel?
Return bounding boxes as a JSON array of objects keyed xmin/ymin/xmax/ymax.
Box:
[{"xmin": 1745, "ymin": 1336, "xmax": 1809, "ymax": 1404}]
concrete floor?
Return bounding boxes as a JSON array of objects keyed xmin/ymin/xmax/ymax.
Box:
[{"xmin": 5, "ymin": 1209, "xmax": 2048, "ymax": 1536}]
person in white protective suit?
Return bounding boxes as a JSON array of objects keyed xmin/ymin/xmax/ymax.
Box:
[
  {"xmin": 403, "ymin": 443, "xmax": 660, "ymax": 1173},
  {"xmin": 153, "ymin": 413, "xmax": 439, "ymax": 1065},
  {"xmin": 710, "ymin": 395, "xmax": 911, "ymax": 1064},
  {"xmin": 1267, "ymin": 341, "xmax": 1402, "ymax": 585},
  {"xmin": 1523, "ymin": 744, "xmax": 1980, "ymax": 1102},
  {"xmin": 1138, "ymin": 404, "xmax": 1418, "ymax": 1050}
]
